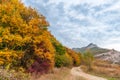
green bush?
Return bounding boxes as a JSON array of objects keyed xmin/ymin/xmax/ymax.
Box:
[
  {"xmin": 54, "ymin": 44, "xmax": 66, "ymax": 55},
  {"xmin": 82, "ymin": 51, "xmax": 94, "ymax": 70},
  {"xmin": 55, "ymin": 54, "xmax": 72, "ymax": 67}
]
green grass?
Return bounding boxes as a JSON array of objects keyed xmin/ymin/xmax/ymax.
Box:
[
  {"xmin": 85, "ymin": 70, "xmax": 119, "ymax": 80},
  {"xmin": 108, "ymin": 78, "xmax": 117, "ymax": 80}
]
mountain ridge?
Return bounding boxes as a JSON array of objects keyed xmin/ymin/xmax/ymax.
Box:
[
  {"xmin": 86, "ymin": 43, "xmax": 98, "ymax": 48},
  {"xmin": 95, "ymin": 49, "xmax": 120, "ymax": 64},
  {"xmin": 73, "ymin": 43, "xmax": 120, "ymax": 64},
  {"xmin": 72, "ymin": 43, "xmax": 110, "ymax": 55}
]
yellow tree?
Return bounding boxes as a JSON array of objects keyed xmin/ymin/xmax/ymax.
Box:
[
  {"xmin": 66, "ymin": 48, "xmax": 81, "ymax": 66},
  {"xmin": 0, "ymin": 0, "xmax": 55, "ymax": 73}
]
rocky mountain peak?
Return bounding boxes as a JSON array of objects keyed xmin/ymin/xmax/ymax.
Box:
[{"xmin": 86, "ymin": 43, "xmax": 98, "ymax": 49}]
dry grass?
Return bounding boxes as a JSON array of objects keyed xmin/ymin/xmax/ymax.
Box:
[
  {"xmin": 0, "ymin": 68, "xmax": 31, "ymax": 80},
  {"xmin": 32, "ymin": 67, "xmax": 86, "ymax": 80},
  {"xmin": 0, "ymin": 67, "xmax": 86, "ymax": 80},
  {"xmin": 81, "ymin": 59, "xmax": 120, "ymax": 80}
]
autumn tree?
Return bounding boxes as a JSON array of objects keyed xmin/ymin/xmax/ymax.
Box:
[
  {"xmin": 0, "ymin": 0, "xmax": 55, "ymax": 73},
  {"xmin": 0, "ymin": 0, "xmax": 82, "ymax": 73},
  {"xmin": 66, "ymin": 48, "xmax": 81, "ymax": 66}
]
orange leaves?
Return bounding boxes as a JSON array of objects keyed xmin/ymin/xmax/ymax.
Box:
[
  {"xmin": 0, "ymin": 0, "xmax": 55, "ymax": 70},
  {"xmin": 33, "ymin": 34, "xmax": 55, "ymax": 60},
  {"xmin": 0, "ymin": 0, "xmax": 81, "ymax": 72},
  {"xmin": 0, "ymin": 50, "xmax": 23, "ymax": 65},
  {"xmin": 44, "ymin": 52, "xmax": 53, "ymax": 60},
  {"xmin": 1, "ymin": 15, "xmax": 8, "ymax": 23},
  {"xmin": 39, "ymin": 16, "xmax": 49, "ymax": 28},
  {"xmin": 0, "ymin": 38, "xmax": 2, "ymax": 43},
  {"xmin": 66, "ymin": 48, "xmax": 81, "ymax": 66},
  {"xmin": 29, "ymin": 18, "xmax": 40, "ymax": 26},
  {"xmin": 0, "ymin": 0, "xmax": 83, "ymax": 73},
  {"xmin": 10, "ymin": 16, "xmax": 19, "ymax": 27}
]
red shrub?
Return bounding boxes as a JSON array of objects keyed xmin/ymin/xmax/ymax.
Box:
[{"xmin": 27, "ymin": 57, "xmax": 50, "ymax": 74}]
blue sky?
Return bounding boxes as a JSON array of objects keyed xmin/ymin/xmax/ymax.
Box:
[{"xmin": 22, "ymin": 0, "xmax": 120, "ymax": 51}]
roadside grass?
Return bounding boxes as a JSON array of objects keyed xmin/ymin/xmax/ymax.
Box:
[
  {"xmin": 35, "ymin": 67, "xmax": 87, "ymax": 80},
  {"xmin": 0, "ymin": 67, "xmax": 87, "ymax": 80},
  {"xmin": 81, "ymin": 59, "xmax": 120, "ymax": 80},
  {"xmin": 0, "ymin": 68, "xmax": 31, "ymax": 80},
  {"xmin": 108, "ymin": 78, "xmax": 118, "ymax": 80}
]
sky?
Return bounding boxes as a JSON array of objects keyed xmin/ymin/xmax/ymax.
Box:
[{"xmin": 22, "ymin": 0, "xmax": 120, "ymax": 51}]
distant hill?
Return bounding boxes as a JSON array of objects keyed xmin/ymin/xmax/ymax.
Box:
[
  {"xmin": 73, "ymin": 43, "xmax": 110, "ymax": 55},
  {"xmin": 73, "ymin": 43, "xmax": 120, "ymax": 64},
  {"xmin": 95, "ymin": 49, "xmax": 120, "ymax": 64}
]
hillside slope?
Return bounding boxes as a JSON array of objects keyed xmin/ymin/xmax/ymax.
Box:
[
  {"xmin": 73, "ymin": 43, "xmax": 120, "ymax": 64},
  {"xmin": 73, "ymin": 43, "xmax": 110, "ymax": 55},
  {"xmin": 95, "ymin": 49, "xmax": 120, "ymax": 64}
]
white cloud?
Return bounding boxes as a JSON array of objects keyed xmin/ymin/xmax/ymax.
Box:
[
  {"xmin": 103, "ymin": 43, "xmax": 120, "ymax": 51},
  {"xmin": 96, "ymin": 1, "xmax": 120, "ymax": 15},
  {"xmin": 22, "ymin": 0, "xmax": 120, "ymax": 51},
  {"xmin": 82, "ymin": 0, "xmax": 109, "ymax": 6},
  {"xmin": 49, "ymin": 0, "xmax": 82, "ymax": 7},
  {"xmin": 49, "ymin": 0, "xmax": 113, "ymax": 7}
]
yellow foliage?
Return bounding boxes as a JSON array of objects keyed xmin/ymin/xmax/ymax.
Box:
[
  {"xmin": 0, "ymin": 0, "xmax": 55, "ymax": 71},
  {"xmin": 0, "ymin": 0, "xmax": 80, "ymax": 72},
  {"xmin": 66, "ymin": 48, "xmax": 81, "ymax": 66},
  {"xmin": 0, "ymin": 38, "xmax": 2, "ymax": 43},
  {"xmin": 0, "ymin": 50, "xmax": 23, "ymax": 66}
]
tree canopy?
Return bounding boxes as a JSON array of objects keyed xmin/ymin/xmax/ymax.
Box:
[{"xmin": 0, "ymin": 0, "xmax": 81, "ymax": 73}]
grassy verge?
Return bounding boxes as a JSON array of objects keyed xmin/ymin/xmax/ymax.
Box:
[
  {"xmin": 0, "ymin": 68, "xmax": 31, "ymax": 80},
  {"xmin": 0, "ymin": 67, "xmax": 87, "ymax": 80},
  {"xmin": 36, "ymin": 67, "xmax": 86, "ymax": 80},
  {"xmin": 87, "ymin": 70, "xmax": 119, "ymax": 80},
  {"xmin": 81, "ymin": 59, "xmax": 120, "ymax": 80}
]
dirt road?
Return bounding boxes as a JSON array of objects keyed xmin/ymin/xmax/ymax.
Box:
[{"xmin": 71, "ymin": 67, "xmax": 107, "ymax": 80}]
